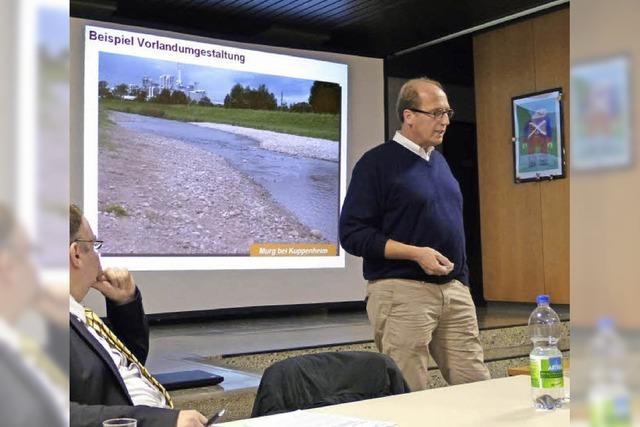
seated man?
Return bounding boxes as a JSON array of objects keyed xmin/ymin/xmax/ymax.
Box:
[
  {"xmin": 0, "ymin": 205, "xmax": 67, "ymax": 426},
  {"xmin": 69, "ymin": 204, "xmax": 207, "ymax": 427}
]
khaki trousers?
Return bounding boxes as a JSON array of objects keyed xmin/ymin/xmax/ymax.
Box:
[{"xmin": 366, "ymin": 278, "xmax": 490, "ymax": 391}]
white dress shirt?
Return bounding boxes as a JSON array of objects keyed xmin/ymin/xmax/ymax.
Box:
[{"xmin": 393, "ymin": 130, "xmax": 435, "ymax": 162}]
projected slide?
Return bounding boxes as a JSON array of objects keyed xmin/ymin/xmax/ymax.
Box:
[{"xmin": 83, "ymin": 25, "xmax": 347, "ymax": 270}]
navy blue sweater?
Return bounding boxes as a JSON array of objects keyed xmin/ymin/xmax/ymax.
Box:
[{"xmin": 339, "ymin": 140, "xmax": 469, "ymax": 285}]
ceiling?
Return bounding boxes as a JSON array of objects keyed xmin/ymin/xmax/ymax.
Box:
[{"xmin": 71, "ymin": 0, "xmax": 567, "ymax": 58}]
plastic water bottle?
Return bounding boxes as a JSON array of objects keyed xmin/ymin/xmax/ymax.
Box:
[
  {"xmin": 588, "ymin": 317, "xmax": 631, "ymax": 427},
  {"xmin": 528, "ymin": 294, "xmax": 564, "ymax": 409}
]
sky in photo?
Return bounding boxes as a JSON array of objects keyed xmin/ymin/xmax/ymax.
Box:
[{"xmin": 99, "ymin": 52, "xmax": 316, "ymax": 105}]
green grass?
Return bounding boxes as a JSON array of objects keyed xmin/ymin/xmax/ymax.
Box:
[
  {"xmin": 98, "ymin": 104, "xmax": 119, "ymax": 152},
  {"xmin": 103, "ymin": 204, "xmax": 129, "ymax": 217},
  {"xmin": 101, "ymin": 98, "xmax": 340, "ymax": 141}
]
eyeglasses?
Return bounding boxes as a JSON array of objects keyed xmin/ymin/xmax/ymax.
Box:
[
  {"xmin": 74, "ymin": 239, "xmax": 104, "ymax": 251},
  {"xmin": 408, "ymin": 108, "xmax": 455, "ymax": 120}
]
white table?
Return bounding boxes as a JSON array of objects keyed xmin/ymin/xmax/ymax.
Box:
[{"xmin": 220, "ymin": 375, "xmax": 569, "ymax": 427}]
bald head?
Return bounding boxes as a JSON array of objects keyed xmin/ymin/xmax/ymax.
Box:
[
  {"xmin": 396, "ymin": 77, "xmax": 444, "ymax": 123},
  {"xmin": 396, "ymin": 78, "xmax": 451, "ymax": 149}
]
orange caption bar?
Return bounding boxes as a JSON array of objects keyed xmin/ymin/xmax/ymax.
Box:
[{"xmin": 250, "ymin": 243, "xmax": 337, "ymax": 256}]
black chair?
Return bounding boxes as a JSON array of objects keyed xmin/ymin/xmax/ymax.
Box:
[{"xmin": 251, "ymin": 351, "xmax": 410, "ymax": 417}]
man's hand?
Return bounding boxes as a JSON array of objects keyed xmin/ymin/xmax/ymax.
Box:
[
  {"xmin": 35, "ymin": 286, "xmax": 69, "ymax": 326},
  {"xmin": 92, "ymin": 267, "xmax": 136, "ymax": 305},
  {"xmin": 176, "ymin": 410, "xmax": 207, "ymax": 427},
  {"xmin": 413, "ymin": 247, "xmax": 454, "ymax": 276},
  {"xmin": 385, "ymin": 240, "xmax": 454, "ymax": 276}
]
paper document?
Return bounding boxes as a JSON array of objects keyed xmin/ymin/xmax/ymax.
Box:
[{"xmin": 243, "ymin": 410, "xmax": 396, "ymax": 427}]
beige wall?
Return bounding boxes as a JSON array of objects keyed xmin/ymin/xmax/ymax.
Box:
[{"xmin": 474, "ymin": 8, "xmax": 569, "ymax": 303}]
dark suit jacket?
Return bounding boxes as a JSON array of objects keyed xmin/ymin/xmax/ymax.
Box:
[
  {"xmin": 70, "ymin": 290, "xmax": 178, "ymax": 427},
  {"xmin": 0, "ymin": 343, "xmax": 67, "ymax": 427}
]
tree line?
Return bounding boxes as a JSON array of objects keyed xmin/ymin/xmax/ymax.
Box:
[
  {"xmin": 99, "ymin": 81, "xmax": 214, "ymax": 106},
  {"xmin": 99, "ymin": 80, "xmax": 340, "ymax": 113}
]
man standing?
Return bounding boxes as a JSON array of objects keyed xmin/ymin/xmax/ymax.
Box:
[
  {"xmin": 69, "ymin": 204, "xmax": 207, "ymax": 427},
  {"xmin": 339, "ymin": 78, "xmax": 490, "ymax": 391}
]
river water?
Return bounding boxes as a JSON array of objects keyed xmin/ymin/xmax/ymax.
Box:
[{"xmin": 110, "ymin": 112, "xmax": 339, "ymax": 243}]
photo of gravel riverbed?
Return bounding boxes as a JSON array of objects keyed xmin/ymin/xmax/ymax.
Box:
[
  {"xmin": 98, "ymin": 111, "xmax": 339, "ymax": 255},
  {"xmin": 96, "ymin": 53, "xmax": 342, "ymax": 256}
]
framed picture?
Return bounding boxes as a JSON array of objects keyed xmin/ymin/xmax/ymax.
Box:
[
  {"xmin": 512, "ymin": 88, "xmax": 565, "ymax": 183},
  {"xmin": 571, "ymin": 55, "xmax": 632, "ymax": 171}
]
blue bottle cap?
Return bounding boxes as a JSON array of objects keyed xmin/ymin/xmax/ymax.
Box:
[
  {"xmin": 597, "ymin": 316, "xmax": 614, "ymax": 330},
  {"xmin": 536, "ymin": 294, "xmax": 550, "ymax": 304}
]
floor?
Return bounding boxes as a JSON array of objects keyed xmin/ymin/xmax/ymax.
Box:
[{"xmin": 145, "ymin": 302, "xmax": 569, "ymax": 391}]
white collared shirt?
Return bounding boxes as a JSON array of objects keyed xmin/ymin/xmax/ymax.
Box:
[
  {"xmin": 0, "ymin": 317, "xmax": 20, "ymax": 351},
  {"xmin": 393, "ymin": 130, "xmax": 435, "ymax": 162},
  {"xmin": 70, "ymin": 296, "xmax": 166, "ymax": 408}
]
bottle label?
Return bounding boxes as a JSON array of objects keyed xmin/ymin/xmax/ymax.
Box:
[
  {"xmin": 589, "ymin": 395, "xmax": 631, "ymax": 427},
  {"xmin": 530, "ymin": 355, "xmax": 564, "ymax": 389}
]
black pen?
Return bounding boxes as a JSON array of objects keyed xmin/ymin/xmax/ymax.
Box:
[{"xmin": 206, "ymin": 407, "xmax": 226, "ymax": 426}]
